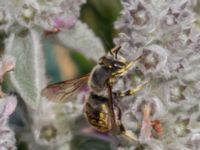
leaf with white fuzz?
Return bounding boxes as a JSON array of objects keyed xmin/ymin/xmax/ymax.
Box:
[
  {"xmin": 56, "ymin": 21, "xmax": 105, "ymax": 61},
  {"xmin": 5, "ymin": 30, "xmax": 46, "ymax": 109}
]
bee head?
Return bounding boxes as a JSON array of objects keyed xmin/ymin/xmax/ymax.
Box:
[{"xmin": 98, "ymin": 56, "xmax": 113, "ymax": 68}]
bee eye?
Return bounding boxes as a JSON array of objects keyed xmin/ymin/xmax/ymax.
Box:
[
  {"xmin": 98, "ymin": 58, "xmax": 104, "ymax": 65},
  {"xmin": 114, "ymin": 63, "xmax": 119, "ymax": 67},
  {"xmin": 113, "ymin": 61, "xmax": 125, "ymax": 68},
  {"xmin": 99, "ymin": 56, "xmax": 108, "ymax": 64}
]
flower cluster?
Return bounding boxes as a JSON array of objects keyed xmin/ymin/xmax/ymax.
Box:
[
  {"xmin": 0, "ymin": 96, "xmax": 17, "ymax": 150},
  {"xmin": 114, "ymin": 0, "xmax": 200, "ymax": 149},
  {"xmin": 30, "ymin": 93, "xmax": 85, "ymax": 149},
  {"xmin": 0, "ymin": 0, "xmax": 85, "ymax": 32},
  {"xmin": 0, "ymin": 56, "xmax": 17, "ymax": 150},
  {"xmin": 1, "ymin": 0, "xmax": 89, "ymax": 149}
]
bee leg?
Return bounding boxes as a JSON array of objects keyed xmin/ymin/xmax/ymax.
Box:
[
  {"xmin": 106, "ymin": 83, "xmax": 118, "ymax": 131},
  {"xmin": 114, "ymin": 104, "xmax": 138, "ymax": 142},
  {"xmin": 119, "ymin": 124, "xmax": 138, "ymax": 142},
  {"xmin": 114, "ymin": 79, "xmax": 149, "ymax": 98},
  {"xmin": 112, "ymin": 57, "xmax": 144, "ymax": 77},
  {"xmin": 122, "ymin": 55, "xmax": 145, "ymax": 72},
  {"xmin": 110, "ymin": 46, "xmax": 134, "ymax": 65}
]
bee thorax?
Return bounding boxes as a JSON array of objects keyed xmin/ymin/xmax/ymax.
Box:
[{"xmin": 88, "ymin": 65, "xmax": 112, "ymax": 94}]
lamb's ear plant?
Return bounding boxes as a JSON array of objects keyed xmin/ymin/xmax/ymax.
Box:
[
  {"xmin": 0, "ymin": 56, "xmax": 17, "ymax": 150},
  {"xmin": 1, "ymin": 0, "xmax": 105, "ymax": 149},
  {"xmin": 5, "ymin": 30, "xmax": 46, "ymax": 109},
  {"xmin": 1, "ymin": 0, "xmax": 105, "ymax": 109},
  {"xmin": 114, "ymin": 0, "xmax": 200, "ymax": 149},
  {"xmin": 0, "ymin": 0, "xmax": 200, "ymax": 149}
]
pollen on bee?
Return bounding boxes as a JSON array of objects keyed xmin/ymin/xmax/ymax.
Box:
[
  {"xmin": 99, "ymin": 112, "xmax": 105, "ymax": 118},
  {"xmin": 91, "ymin": 119, "xmax": 97, "ymax": 124},
  {"xmin": 98, "ymin": 121, "xmax": 104, "ymax": 125},
  {"xmin": 101, "ymin": 104, "xmax": 107, "ymax": 110}
]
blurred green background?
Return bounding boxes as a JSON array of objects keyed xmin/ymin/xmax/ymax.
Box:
[{"xmin": 44, "ymin": 0, "xmax": 121, "ymax": 83}]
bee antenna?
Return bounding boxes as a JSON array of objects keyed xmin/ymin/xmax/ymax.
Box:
[{"xmin": 110, "ymin": 46, "xmax": 121, "ymax": 59}]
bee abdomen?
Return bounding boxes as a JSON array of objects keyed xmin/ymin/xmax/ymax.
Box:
[{"xmin": 84, "ymin": 102, "xmax": 111, "ymax": 132}]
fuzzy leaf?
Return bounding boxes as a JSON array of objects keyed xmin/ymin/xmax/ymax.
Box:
[
  {"xmin": 56, "ymin": 21, "xmax": 105, "ymax": 61},
  {"xmin": 5, "ymin": 30, "xmax": 46, "ymax": 109}
]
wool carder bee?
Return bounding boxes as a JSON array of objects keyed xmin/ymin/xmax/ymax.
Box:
[{"xmin": 41, "ymin": 46, "xmax": 148, "ymax": 141}]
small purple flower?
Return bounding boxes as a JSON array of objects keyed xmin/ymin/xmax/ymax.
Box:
[{"xmin": 52, "ymin": 16, "xmax": 76, "ymax": 30}]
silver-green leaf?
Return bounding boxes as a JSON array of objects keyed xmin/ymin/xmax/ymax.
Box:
[
  {"xmin": 56, "ymin": 21, "xmax": 105, "ymax": 61},
  {"xmin": 5, "ymin": 30, "xmax": 46, "ymax": 109}
]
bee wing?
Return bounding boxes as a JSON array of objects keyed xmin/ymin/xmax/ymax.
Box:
[
  {"xmin": 106, "ymin": 83, "xmax": 118, "ymax": 132},
  {"xmin": 41, "ymin": 75, "xmax": 89, "ymax": 102}
]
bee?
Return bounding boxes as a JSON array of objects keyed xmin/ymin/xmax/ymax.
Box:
[{"xmin": 41, "ymin": 46, "xmax": 148, "ymax": 141}]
